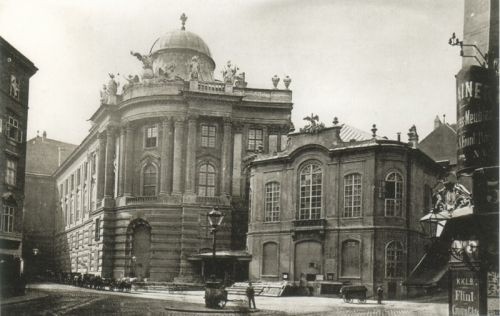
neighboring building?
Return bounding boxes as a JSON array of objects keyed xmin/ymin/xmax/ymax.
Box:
[
  {"xmin": 52, "ymin": 16, "xmax": 292, "ymax": 283},
  {"xmin": 23, "ymin": 132, "xmax": 76, "ymax": 279},
  {"xmin": 0, "ymin": 36, "xmax": 38, "ymax": 296},
  {"xmin": 247, "ymin": 120, "xmax": 444, "ymax": 299},
  {"xmin": 419, "ymin": 116, "xmax": 457, "ymax": 172}
]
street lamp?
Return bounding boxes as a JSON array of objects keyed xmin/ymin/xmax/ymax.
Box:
[
  {"xmin": 420, "ymin": 210, "xmax": 449, "ymax": 240},
  {"xmin": 207, "ymin": 208, "xmax": 224, "ymax": 280},
  {"xmin": 204, "ymin": 207, "xmax": 226, "ymax": 309}
]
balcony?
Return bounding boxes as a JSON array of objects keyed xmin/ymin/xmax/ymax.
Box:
[{"xmin": 293, "ymin": 218, "xmax": 326, "ymax": 228}]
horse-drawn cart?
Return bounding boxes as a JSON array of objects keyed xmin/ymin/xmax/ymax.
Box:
[{"xmin": 340, "ymin": 285, "xmax": 367, "ymax": 303}]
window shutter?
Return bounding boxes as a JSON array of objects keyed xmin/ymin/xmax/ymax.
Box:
[{"xmin": 378, "ymin": 180, "xmax": 385, "ymax": 198}]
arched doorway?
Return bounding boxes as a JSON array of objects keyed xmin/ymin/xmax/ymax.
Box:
[
  {"xmin": 294, "ymin": 241, "xmax": 322, "ymax": 281},
  {"xmin": 126, "ymin": 219, "xmax": 151, "ymax": 280}
]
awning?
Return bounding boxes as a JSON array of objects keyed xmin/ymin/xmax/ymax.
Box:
[
  {"xmin": 404, "ymin": 240, "xmax": 450, "ymax": 287},
  {"xmin": 188, "ymin": 250, "xmax": 252, "ymax": 262}
]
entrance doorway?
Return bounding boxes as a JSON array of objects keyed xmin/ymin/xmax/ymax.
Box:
[
  {"xmin": 294, "ymin": 241, "xmax": 322, "ymax": 281},
  {"xmin": 127, "ymin": 219, "xmax": 151, "ymax": 280},
  {"xmin": 388, "ymin": 281, "xmax": 397, "ymax": 299}
]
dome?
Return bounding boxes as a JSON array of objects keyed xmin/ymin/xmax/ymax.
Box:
[{"xmin": 150, "ymin": 30, "xmax": 212, "ymax": 58}]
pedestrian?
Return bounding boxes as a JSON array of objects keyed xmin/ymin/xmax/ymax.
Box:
[
  {"xmin": 246, "ymin": 281, "xmax": 256, "ymax": 309},
  {"xmin": 377, "ymin": 285, "xmax": 384, "ymax": 304}
]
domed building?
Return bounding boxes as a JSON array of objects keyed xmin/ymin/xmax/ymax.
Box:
[{"xmin": 52, "ymin": 15, "xmax": 293, "ymax": 282}]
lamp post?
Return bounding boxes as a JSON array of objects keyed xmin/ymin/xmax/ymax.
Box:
[
  {"xmin": 207, "ymin": 208, "xmax": 224, "ymax": 280},
  {"xmin": 205, "ymin": 207, "xmax": 225, "ymax": 308}
]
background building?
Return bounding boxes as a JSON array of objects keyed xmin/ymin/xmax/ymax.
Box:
[
  {"xmin": 247, "ymin": 119, "xmax": 444, "ymax": 299},
  {"xmin": 23, "ymin": 132, "xmax": 76, "ymax": 280},
  {"xmin": 0, "ymin": 36, "xmax": 38, "ymax": 296},
  {"xmin": 52, "ymin": 16, "xmax": 293, "ymax": 283}
]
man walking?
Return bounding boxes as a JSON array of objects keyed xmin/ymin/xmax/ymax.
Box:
[
  {"xmin": 246, "ymin": 282, "xmax": 256, "ymax": 309},
  {"xmin": 377, "ymin": 285, "xmax": 384, "ymax": 304}
]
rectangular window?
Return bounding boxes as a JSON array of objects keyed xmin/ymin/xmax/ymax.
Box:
[
  {"xmin": 7, "ymin": 116, "xmax": 22, "ymax": 142},
  {"xmin": 65, "ymin": 179, "xmax": 68, "ymax": 195},
  {"xmin": 2, "ymin": 205, "xmax": 15, "ymax": 232},
  {"xmin": 91, "ymin": 154, "xmax": 97, "ymax": 175},
  {"xmin": 95, "ymin": 218, "xmax": 100, "ymax": 241},
  {"xmin": 76, "ymin": 168, "xmax": 81, "ymax": 186},
  {"xmin": 70, "ymin": 174, "xmax": 75, "ymax": 191},
  {"xmin": 59, "ymin": 184, "xmax": 63, "ymax": 199},
  {"xmin": 75, "ymin": 193, "xmax": 80, "ymax": 221},
  {"xmin": 5, "ymin": 159, "xmax": 17, "ymax": 186},
  {"xmin": 265, "ymin": 182, "xmax": 280, "ymax": 222},
  {"xmin": 144, "ymin": 126, "xmax": 158, "ymax": 148},
  {"xmin": 10, "ymin": 75, "xmax": 20, "ymax": 100},
  {"xmin": 70, "ymin": 198, "xmax": 74, "ymax": 224},
  {"xmin": 248, "ymin": 128, "xmax": 263, "ymax": 151},
  {"xmin": 84, "ymin": 162, "xmax": 89, "ymax": 180},
  {"xmin": 201, "ymin": 124, "xmax": 216, "ymax": 147},
  {"xmin": 344, "ymin": 174, "xmax": 362, "ymax": 217}
]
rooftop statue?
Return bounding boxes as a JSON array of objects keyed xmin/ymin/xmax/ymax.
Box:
[
  {"xmin": 107, "ymin": 73, "xmax": 119, "ymax": 96},
  {"xmin": 300, "ymin": 113, "xmax": 325, "ymax": 133},
  {"xmin": 188, "ymin": 56, "xmax": 201, "ymax": 80},
  {"xmin": 222, "ymin": 60, "xmax": 238, "ymax": 84},
  {"xmin": 123, "ymin": 74, "xmax": 140, "ymax": 91},
  {"xmin": 159, "ymin": 62, "xmax": 176, "ymax": 80},
  {"xmin": 99, "ymin": 84, "xmax": 108, "ymax": 104},
  {"xmin": 234, "ymin": 72, "xmax": 246, "ymax": 88},
  {"xmin": 130, "ymin": 51, "xmax": 153, "ymax": 70}
]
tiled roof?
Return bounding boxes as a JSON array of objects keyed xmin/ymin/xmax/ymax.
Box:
[
  {"xmin": 26, "ymin": 136, "xmax": 77, "ymax": 175},
  {"xmin": 419, "ymin": 124, "xmax": 457, "ymax": 165}
]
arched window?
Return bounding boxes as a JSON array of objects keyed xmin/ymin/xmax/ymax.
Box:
[
  {"xmin": 344, "ymin": 173, "xmax": 362, "ymax": 217},
  {"xmin": 198, "ymin": 163, "xmax": 216, "ymax": 197},
  {"xmin": 262, "ymin": 242, "xmax": 278, "ymax": 276},
  {"xmin": 142, "ymin": 164, "xmax": 157, "ymax": 196},
  {"xmin": 341, "ymin": 240, "xmax": 360, "ymax": 277},
  {"xmin": 265, "ymin": 182, "xmax": 280, "ymax": 222},
  {"xmin": 384, "ymin": 172, "xmax": 403, "ymax": 217},
  {"xmin": 386, "ymin": 241, "xmax": 404, "ymax": 278},
  {"xmin": 299, "ymin": 163, "xmax": 322, "ymax": 220}
]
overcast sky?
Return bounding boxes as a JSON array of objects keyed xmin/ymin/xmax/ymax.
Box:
[{"xmin": 1, "ymin": 0, "xmax": 464, "ymax": 145}]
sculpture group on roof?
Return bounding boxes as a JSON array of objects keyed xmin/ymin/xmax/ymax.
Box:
[{"xmin": 300, "ymin": 113, "xmax": 326, "ymax": 133}]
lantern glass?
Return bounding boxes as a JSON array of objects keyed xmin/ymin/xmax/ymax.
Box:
[
  {"xmin": 208, "ymin": 208, "xmax": 224, "ymax": 228},
  {"xmin": 420, "ymin": 211, "xmax": 448, "ymax": 239}
]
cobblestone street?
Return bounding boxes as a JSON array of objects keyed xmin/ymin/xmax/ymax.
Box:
[{"xmin": 0, "ymin": 283, "xmax": 448, "ymax": 315}]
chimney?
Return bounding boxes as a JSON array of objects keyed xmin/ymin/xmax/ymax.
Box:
[
  {"xmin": 407, "ymin": 125, "xmax": 419, "ymax": 148},
  {"xmin": 434, "ymin": 115, "xmax": 442, "ymax": 130},
  {"xmin": 397, "ymin": 132, "xmax": 401, "ymax": 142},
  {"xmin": 42, "ymin": 130, "xmax": 47, "ymax": 141}
]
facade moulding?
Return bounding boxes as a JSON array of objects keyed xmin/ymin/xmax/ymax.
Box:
[{"xmin": 118, "ymin": 95, "xmax": 186, "ymax": 110}]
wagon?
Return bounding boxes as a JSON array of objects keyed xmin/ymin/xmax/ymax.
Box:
[{"xmin": 340, "ymin": 285, "xmax": 367, "ymax": 303}]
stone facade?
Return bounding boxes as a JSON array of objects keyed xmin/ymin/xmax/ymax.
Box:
[
  {"xmin": 52, "ymin": 21, "xmax": 292, "ymax": 282},
  {"xmin": 247, "ymin": 124, "xmax": 444, "ymax": 299},
  {"xmin": 0, "ymin": 36, "xmax": 37, "ymax": 295},
  {"xmin": 23, "ymin": 133, "xmax": 76, "ymax": 279}
]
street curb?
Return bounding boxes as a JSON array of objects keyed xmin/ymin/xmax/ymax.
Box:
[
  {"xmin": 0, "ymin": 294, "xmax": 50, "ymax": 306},
  {"xmin": 164, "ymin": 306, "xmax": 259, "ymax": 314}
]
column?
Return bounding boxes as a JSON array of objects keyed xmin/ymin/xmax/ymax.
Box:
[
  {"xmin": 124, "ymin": 124, "xmax": 134, "ymax": 196},
  {"xmin": 117, "ymin": 127, "xmax": 126, "ymax": 196},
  {"xmin": 104, "ymin": 127, "xmax": 116, "ymax": 197},
  {"xmin": 184, "ymin": 115, "xmax": 197, "ymax": 194},
  {"xmin": 221, "ymin": 118, "xmax": 232, "ymax": 195},
  {"xmin": 172, "ymin": 117, "xmax": 185, "ymax": 194},
  {"xmin": 160, "ymin": 118, "xmax": 172, "ymax": 195},
  {"xmin": 96, "ymin": 133, "xmax": 106, "ymax": 201}
]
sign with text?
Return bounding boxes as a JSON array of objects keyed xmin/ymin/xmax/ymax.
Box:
[
  {"xmin": 451, "ymin": 269, "xmax": 481, "ymax": 316},
  {"xmin": 456, "ymin": 65, "xmax": 499, "ymax": 174}
]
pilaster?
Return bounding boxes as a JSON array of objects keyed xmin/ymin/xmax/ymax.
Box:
[
  {"xmin": 124, "ymin": 124, "xmax": 134, "ymax": 196},
  {"xmin": 104, "ymin": 127, "xmax": 117, "ymax": 198},
  {"xmin": 160, "ymin": 118, "xmax": 173, "ymax": 195},
  {"xmin": 172, "ymin": 117, "xmax": 185, "ymax": 194},
  {"xmin": 96, "ymin": 132, "xmax": 106, "ymax": 201},
  {"xmin": 184, "ymin": 115, "xmax": 198, "ymax": 194},
  {"xmin": 221, "ymin": 117, "xmax": 232, "ymax": 195}
]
